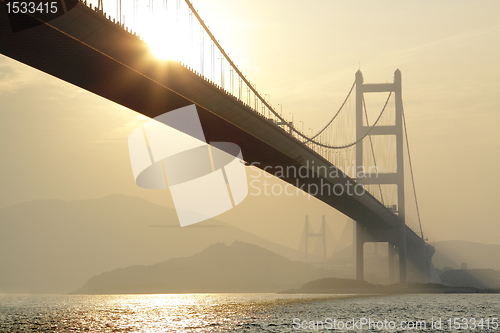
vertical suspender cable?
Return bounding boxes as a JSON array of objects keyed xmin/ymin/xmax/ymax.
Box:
[
  {"xmin": 221, "ymin": 53, "xmax": 224, "ymax": 89},
  {"xmin": 363, "ymin": 96, "xmax": 385, "ymax": 204},
  {"xmin": 189, "ymin": 11, "xmax": 192, "ymax": 67},
  {"xmin": 200, "ymin": 25, "xmax": 204, "ymax": 76}
]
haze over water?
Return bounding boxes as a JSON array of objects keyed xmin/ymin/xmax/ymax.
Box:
[{"xmin": 0, "ymin": 293, "xmax": 499, "ymax": 332}]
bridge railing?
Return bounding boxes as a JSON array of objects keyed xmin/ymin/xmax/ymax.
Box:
[{"xmin": 79, "ymin": 0, "xmax": 308, "ymax": 137}]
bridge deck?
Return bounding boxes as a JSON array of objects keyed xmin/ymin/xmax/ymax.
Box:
[{"xmin": 0, "ymin": 1, "xmax": 425, "ymax": 249}]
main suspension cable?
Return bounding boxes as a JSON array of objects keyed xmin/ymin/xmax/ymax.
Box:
[
  {"xmin": 402, "ymin": 105, "xmax": 424, "ymax": 239},
  {"xmin": 299, "ymin": 91, "xmax": 393, "ymax": 149},
  {"xmin": 302, "ymin": 81, "xmax": 356, "ymax": 143}
]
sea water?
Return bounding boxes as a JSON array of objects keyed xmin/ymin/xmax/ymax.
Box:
[{"xmin": 0, "ymin": 293, "xmax": 499, "ymax": 332}]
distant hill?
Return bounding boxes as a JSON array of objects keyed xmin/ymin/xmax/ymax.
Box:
[
  {"xmin": 280, "ymin": 277, "xmax": 499, "ymax": 294},
  {"xmin": 280, "ymin": 278, "xmax": 500, "ymax": 295},
  {"xmin": 281, "ymin": 277, "xmax": 377, "ymax": 294},
  {"xmin": 432, "ymin": 240, "xmax": 500, "ymax": 270},
  {"xmin": 73, "ymin": 241, "xmax": 333, "ymax": 294},
  {"xmin": 0, "ymin": 194, "xmax": 305, "ymax": 294}
]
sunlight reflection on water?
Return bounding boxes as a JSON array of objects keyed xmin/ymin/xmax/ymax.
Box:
[{"xmin": 0, "ymin": 293, "xmax": 499, "ymax": 332}]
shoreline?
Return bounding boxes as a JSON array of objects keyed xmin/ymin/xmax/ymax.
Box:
[{"xmin": 278, "ymin": 278, "xmax": 500, "ymax": 295}]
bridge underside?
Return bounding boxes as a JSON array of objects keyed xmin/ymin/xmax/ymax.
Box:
[{"xmin": 0, "ymin": 2, "xmax": 432, "ymax": 282}]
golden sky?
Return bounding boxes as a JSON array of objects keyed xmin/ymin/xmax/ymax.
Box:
[{"xmin": 0, "ymin": 0, "xmax": 499, "ymax": 248}]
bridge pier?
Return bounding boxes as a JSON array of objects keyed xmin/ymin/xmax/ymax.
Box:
[
  {"xmin": 354, "ymin": 224, "xmax": 434, "ymax": 284},
  {"xmin": 355, "ymin": 221, "xmax": 365, "ymax": 281},
  {"xmin": 425, "ymin": 244, "xmax": 435, "ymax": 282},
  {"xmin": 388, "ymin": 243, "xmax": 397, "ymax": 283},
  {"xmin": 398, "ymin": 220, "xmax": 408, "ymax": 285},
  {"xmin": 406, "ymin": 242, "xmax": 435, "ymax": 283}
]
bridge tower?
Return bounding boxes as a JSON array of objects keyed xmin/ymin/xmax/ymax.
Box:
[
  {"xmin": 302, "ymin": 215, "xmax": 327, "ymax": 258},
  {"xmin": 354, "ymin": 69, "xmax": 407, "ymax": 286}
]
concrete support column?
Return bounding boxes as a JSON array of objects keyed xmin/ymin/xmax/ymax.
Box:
[
  {"xmin": 422, "ymin": 243, "xmax": 428, "ymax": 283},
  {"xmin": 425, "ymin": 245, "xmax": 432, "ymax": 283},
  {"xmin": 388, "ymin": 243, "xmax": 396, "ymax": 283},
  {"xmin": 422, "ymin": 243, "xmax": 434, "ymax": 283},
  {"xmin": 394, "ymin": 69, "xmax": 407, "ymax": 286},
  {"xmin": 356, "ymin": 221, "xmax": 364, "ymax": 281},
  {"xmin": 398, "ymin": 230, "xmax": 407, "ymax": 285},
  {"xmin": 304, "ymin": 216, "xmax": 309, "ymax": 256}
]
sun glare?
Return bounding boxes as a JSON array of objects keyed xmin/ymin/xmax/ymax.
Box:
[
  {"xmin": 147, "ymin": 28, "xmax": 190, "ymax": 61},
  {"xmin": 142, "ymin": 5, "xmax": 192, "ymax": 62},
  {"xmin": 112, "ymin": 0, "xmax": 220, "ymax": 73},
  {"xmin": 113, "ymin": 0, "xmax": 233, "ymax": 84},
  {"xmin": 148, "ymin": 36, "xmax": 175, "ymax": 60}
]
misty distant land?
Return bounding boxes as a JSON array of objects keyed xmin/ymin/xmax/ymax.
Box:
[
  {"xmin": 1, "ymin": 194, "xmax": 500, "ymax": 295},
  {"xmin": 280, "ymin": 278, "xmax": 500, "ymax": 295},
  {"xmin": 0, "ymin": 194, "xmax": 308, "ymax": 294},
  {"xmin": 72, "ymin": 241, "xmax": 499, "ymax": 295},
  {"xmin": 72, "ymin": 241, "xmax": 334, "ymax": 294}
]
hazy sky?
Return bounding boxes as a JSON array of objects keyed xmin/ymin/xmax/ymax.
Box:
[{"xmin": 0, "ymin": 0, "xmax": 499, "ymax": 248}]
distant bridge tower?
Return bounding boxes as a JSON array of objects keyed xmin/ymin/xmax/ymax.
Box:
[
  {"xmin": 301, "ymin": 215, "xmax": 327, "ymax": 258},
  {"xmin": 355, "ymin": 69, "xmax": 407, "ymax": 285}
]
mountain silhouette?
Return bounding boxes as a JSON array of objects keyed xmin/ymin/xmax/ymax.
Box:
[
  {"xmin": 0, "ymin": 194, "xmax": 304, "ymax": 294},
  {"xmin": 432, "ymin": 240, "xmax": 500, "ymax": 270},
  {"xmin": 73, "ymin": 241, "xmax": 333, "ymax": 294}
]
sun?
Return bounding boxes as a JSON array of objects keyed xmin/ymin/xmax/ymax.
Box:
[
  {"xmin": 145, "ymin": 9, "xmax": 192, "ymax": 62},
  {"xmin": 148, "ymin": 36, "xmax": 176, "ymax": 61},
  {"xmin": 147, "ymin": 32, "xmax": 190, "ymax": 61}
]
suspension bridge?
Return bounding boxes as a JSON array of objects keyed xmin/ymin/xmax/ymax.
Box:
[{"xmin": 0, "ymin": 0, "xmax": 435, "ymax": 285}]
